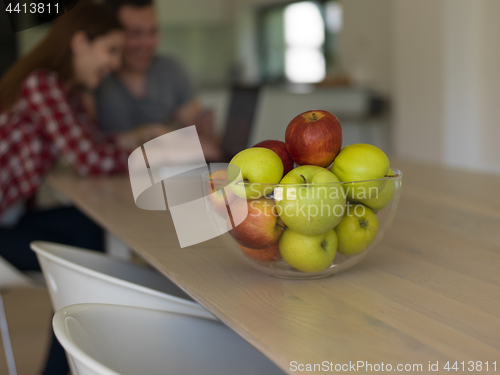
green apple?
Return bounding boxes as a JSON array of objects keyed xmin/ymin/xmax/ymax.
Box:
[
  {"xmin": 275, "ymin": 165, "xmax": 346, "ymax": 235},
  {"xmin": 357, "ymin": 168, "xmax": 395, "ymax": 211},
  {"xmin": 279, "ymin": 228, "xmax": 338, "ymax": 272},
  {"xmin": 331, "ymin": 143, "xmax": 391, "ymax": 207},
  {"xmin": 227, "ymin": 148, "xmax": 284, "ymax": 199},
  {"xmin": 331, "ymin": 144, "xmax": 390, "ymax": 181},
  {"xmin": 335, "ymin": 203, "xmax": 379, "ymax": 256}
]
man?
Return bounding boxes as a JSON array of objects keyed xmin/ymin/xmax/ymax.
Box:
[{"xmin": 96, "ymin": 0, "xmax": 213, "ymax": 138}]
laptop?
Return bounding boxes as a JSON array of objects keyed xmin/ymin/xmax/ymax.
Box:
[{"xmin": 216, "ymin": 85, "xmax": 260, "ymax": 162}]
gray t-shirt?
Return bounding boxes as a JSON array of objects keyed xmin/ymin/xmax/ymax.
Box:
[{"xmin": 96, "ymin": 55, "xmax": 196, "ymax": 133}]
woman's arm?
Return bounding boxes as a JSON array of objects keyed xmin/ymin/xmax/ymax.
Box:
[{"xmin": 22, "ymin": 71, "xmax": 132, "ymax": 176}]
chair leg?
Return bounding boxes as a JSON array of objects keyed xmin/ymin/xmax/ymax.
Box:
[{"xmin": 0, "ymin": 293, "xmax": 18, "ymax": 375}]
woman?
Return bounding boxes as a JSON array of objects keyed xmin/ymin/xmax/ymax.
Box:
[
  {"xmin": 0, "ymin": 3, "xmax": 162, "ymax": 374},
  {"xmin": 0, "ymin": 2, "xmax": 152, "ymax": 213}
]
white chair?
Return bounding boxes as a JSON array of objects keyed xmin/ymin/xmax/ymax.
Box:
[
  {"xmin": 53, "ymin": 303, "xmax": 285, "ymax": 375},
  {"xmin": 31, "ymin": 241, "xmax": 217, "ymax": 375},
  {"xmin": 30, "ymin": 241, "xmax": 214, "ymax": 320},
  {"xmin": 0, "ymin": 256, "xmax": 45, "ymax": 375}
]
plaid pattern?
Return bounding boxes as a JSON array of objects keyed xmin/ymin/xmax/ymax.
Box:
[{"xmin": 0, "ymin": 70, "xmax": 130, "ymax": 215}]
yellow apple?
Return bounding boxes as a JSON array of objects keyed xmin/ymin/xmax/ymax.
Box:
[
  {"xmin": 227, "ymin": 148, "xmax": 284, "ymax": 199},
  {"xmin": 331, "ymin": 144, "xmax": 390, "ymax": 205},
  {"xmin": 355, "ymin": 168, "xmax": 396, "ymax": 211},
  {"xmin": 279, "ymin": 228, "xmax": 338, "ymax": 272},
  {"xmin": 335, "ymin": 203, "xmax": 379, "ymax": 256},
  {"xmin": 275, "ymin": 166, "xmax": 346, "ymax": 236}
]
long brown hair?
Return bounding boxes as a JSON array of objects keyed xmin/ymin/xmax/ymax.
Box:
[{"xmin": 0, "ymin": 2, "xmax": 122, "ymax": 111}]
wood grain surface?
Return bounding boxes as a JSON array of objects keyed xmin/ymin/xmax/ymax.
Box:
[{"xmin": 48, "ymin": 160, "xmax": 500, "ymax": 374}]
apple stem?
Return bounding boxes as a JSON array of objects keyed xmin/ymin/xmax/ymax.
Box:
[
  {"xmin": 312, "ymin": 112, "xmax": 316, "ymax": 120},
  {"xmin": 276, "ymin": 218, "xmax": 286, "ymax": 231},
  {"xmin": 321, "ymin": 240, "xmax": 327, "ymax": 249},
  {"xmin": 300, "ymin": 174, "xmax": 308, "ymax": 185},
  {"xmin": 359, "ymin": 219, "xmax": 368, "ymax": 228},
  {"xmin": 236, "ymin": 179, "xmax": 249, "ymax": 186}
]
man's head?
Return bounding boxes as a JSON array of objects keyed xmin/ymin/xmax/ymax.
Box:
[{"xmin": 107, "ymin": 0, "xmax": 159, "ymax": 73}]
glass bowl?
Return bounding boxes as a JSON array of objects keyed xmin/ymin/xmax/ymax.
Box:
[{"xmin": 201, "ymin": 165, "xmax": 402, "ymax": 279}]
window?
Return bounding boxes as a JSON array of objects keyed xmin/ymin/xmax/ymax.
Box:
[{"xmin": 258, "ymin": 0, "xmax": 342, "ymax": 84}]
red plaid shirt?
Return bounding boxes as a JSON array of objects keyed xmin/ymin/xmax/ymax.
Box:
[{"xmin": 0, "ymin": 70, "xmax": 130, "ymax": 215}]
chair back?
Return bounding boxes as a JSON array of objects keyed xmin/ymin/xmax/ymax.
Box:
[
  {"xmin": 53, "ymin": 304, "xmax": 285, "ymax": 375},
  {"xmin": 30, "ymin": 241, "xmax": 214, "ymax": 320},
  {"xmin": 0, "ymin": 256, "xmax": 36, "ymax": 291}
]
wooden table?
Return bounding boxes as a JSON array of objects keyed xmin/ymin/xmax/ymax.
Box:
[{"xmin": 48, "ymin": 160, "xmax": 500, "ymax": 374}]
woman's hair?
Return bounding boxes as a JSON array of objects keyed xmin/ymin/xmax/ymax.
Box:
[{"xmin": 0, "ymin": 1, "xmax": 122, "ymax": 111}]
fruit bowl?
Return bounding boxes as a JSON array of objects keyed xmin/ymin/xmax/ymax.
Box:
[{"xmin": 202, "ymin": 165, "xmax": 402, "ymax": 279}]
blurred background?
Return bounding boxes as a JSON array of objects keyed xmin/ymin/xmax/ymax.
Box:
[{"xmin": 2, "ymin": 0, "xmax": 500, "ymax": 174}]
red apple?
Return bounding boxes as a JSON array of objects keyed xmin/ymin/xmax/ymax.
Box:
[
  {"xmin": 285, "ymin": 110, "xmax": 342, "ymax": 168},
  {"xmin": 205, "ymin": 169, "xmax": 237, "ymax": 218},
  {"xmin": 253, "ymin": 140, "xmax": 294, "ymax": 177},
  {"xmin": 227, "ymin": 197, "xmax": 284, "ymax": 249},
  {"xmin": 239, "ymin": 242, "xmax": 282, "ymax": 262}
]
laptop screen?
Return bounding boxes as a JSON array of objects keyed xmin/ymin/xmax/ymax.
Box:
[{"xmin": 220, "ymin": 86, "xmax": 260, "ymax": 160}]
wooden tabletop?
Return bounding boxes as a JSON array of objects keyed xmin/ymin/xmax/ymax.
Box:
[{"xmin": 48, "ymin": 160, "xmax": 500, "ymax": 374}]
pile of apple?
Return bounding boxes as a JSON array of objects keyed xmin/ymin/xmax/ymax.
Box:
[{"xmin": 207, "ymin": 110, "xmax": 396, "ymax": 273}]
